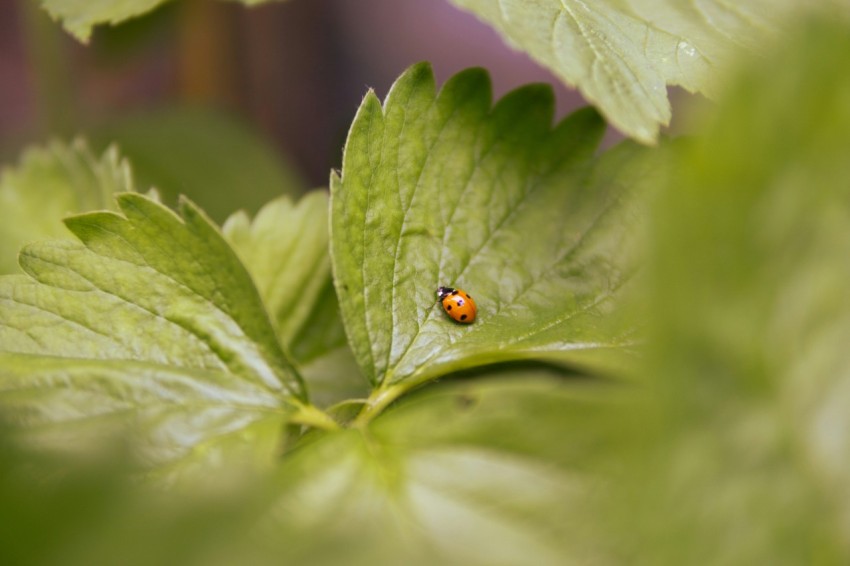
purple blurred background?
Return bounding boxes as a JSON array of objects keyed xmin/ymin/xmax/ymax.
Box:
[{"xmin": 0, "ymin": 0, "xmax": 589, "ymax": 188}]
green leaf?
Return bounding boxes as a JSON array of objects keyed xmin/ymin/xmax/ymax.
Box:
[
  {"xmin": 447, "ymin": 0, "xmax": 841, "ymax": 143},
  {"xmin": 38, "ymin": 0, "xmax": 165, "ymax": 41},
  {"xmin": 37, "ymin": 0, "xmax": 288, "ymax": 42},
  {"xmin": 0, "ymin": 355, "xmax": 288, "ymax": 477},
  {"xmin": 0, "ymin": 193, "xmax": 311, "ymax": 476},
  {"xmin": 289, "ymin": 277, "xmax": 367, "ymax": 410},
  {"xmin": 0, "ymin": 429, "xmax": 289, "ymax": 566},
  {"xmin": 92, "ymin": 107, "xmax": 305, "ymax": 223},
  {"xmin": 223, "ymin": 191, "xmax": 368, "ymax": 408},
  {"xmin": 288, "ymin": 277, "xmax": 349, "ymax": 364},
  {"xmin": 266, "ymin": 370, "xmax": 609, "ymax": 564},
  {"xmin": 609, "ymin": 17, "xmax": 850, "ymax": 563},
  {"xmin": 332, "ymin": 64, "xmax": 652, "ymax": 405},
  {"xmin": 223, "ymin": 191, "xmax": 331, "ymax": 353},
  {"xmin": 0, "ymin": 139, "xmax": 133, "ymax": 275}
]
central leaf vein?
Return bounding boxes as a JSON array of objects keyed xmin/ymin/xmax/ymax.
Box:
[{"xmin": 386, "ymin": 89, "xmax": 449, "ymax": 381}]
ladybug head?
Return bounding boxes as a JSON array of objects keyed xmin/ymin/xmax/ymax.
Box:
[{"xmin": 436, "ymin": 286, "xmax": 455, "ymax": 301}]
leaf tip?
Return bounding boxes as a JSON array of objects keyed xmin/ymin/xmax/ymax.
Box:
[
  {"xmin": 114, "ymin": 190, "xmax": 149, "ymax": 209},
  {"xmin": 177, "ymin": 195, "xmax": 222, "ymax": 232},
  {"xmin": 361, "ymin": 89, "xmax": 381, "ymax": 110},
  {"xmin": 553, "ymin": 105, "xmax": 607, "ymax": 146},
  {"xmin": 36, "ymin": 5, "xmax": 93, "ymax": 43},
  {"xmin": 329, "ymin": 169, "xmax": 342, "ymax": 190},
  {"xmin": 499, "ymin": 82, "xmax": 555, "ymax": 114},
  {"xmin": 438, "ymin": 66, "xmax": 493, "ymax": 107},
  {"xmin": 114, "ymin": 191, "xmax": 185, "ymax": 229},
  {"xmin": 62, "ymin": 209, "xmax": 125, "ymax": 245},
  {"xmin": 399, "ymin": 61, "xmax": 435, "ymax": 87},
  {"xmin": 221, "ymin": 210, "xmax": 251, "ymax": 236},
  {"xmin": 383, "ymin": 61, "xmax": 437, "ymax": 109}
]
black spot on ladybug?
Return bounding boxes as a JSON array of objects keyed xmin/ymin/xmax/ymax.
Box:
[
  {"xmin": 451, "ymin": 290, "xmax": 459, "ymax": 295},
  {"xmin": 460, "ymin": 314, "xmax": 468, "ymax": 320},
  {"xmin": 446, "ymin": 305, "xmax": 452, "ymax": 310},
  {"xmin": 457, "ymin": 299, "xmax": 464, "ymax": 306}
]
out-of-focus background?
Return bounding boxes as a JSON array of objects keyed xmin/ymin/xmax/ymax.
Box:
[{"xmin": 0, "ymin": 0, "xmax": 595, "ymax": 219}]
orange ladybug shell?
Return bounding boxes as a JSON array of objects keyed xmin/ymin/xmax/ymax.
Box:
[{"xmin": 437, "ymin": 286, "xmax": 476, "ymax": 324}]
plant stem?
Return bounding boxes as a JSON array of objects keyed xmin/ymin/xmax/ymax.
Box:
[
  {"xmin": 290, "ymin": 402, "xmax": 339, "ymax": 431},
  {"xmin": 353, "ymin": 382, "xmax": 407, "ymax": 428}
]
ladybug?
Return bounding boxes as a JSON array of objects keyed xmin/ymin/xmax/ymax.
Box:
[{"xmin": 437, "ymin": 286, "xmax": 477, "ymax": 324}]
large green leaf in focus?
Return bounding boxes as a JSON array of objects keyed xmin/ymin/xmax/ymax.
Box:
[
  {"xmin": 610, "ymin": 17, "xmax": 850, "ymax": 564},
  {"xmin": 332, "ymin": 64, "xmax": 652, "ymax": 402},
  {"xmin": 0, "ymin": 139, "xmax": 133, "ymax": 274},
  {"xmin": 93, "ymin": 107, "xmax": 305, "ymax": 223},
  {"xmin": 0, "ymin": 193, "xmax": 308, "ymax": 477},
  {"xmin": 448, "ymin": 0, "xmax": 843, "ymax": 143}
]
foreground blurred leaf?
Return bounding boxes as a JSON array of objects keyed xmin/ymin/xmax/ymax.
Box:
[
  {"xmin": 448, "ymin": 0, "xmax": 843, "ymax": 143},
  {"xmin": 266, "ymin": 370, "xmax": 610, "ymax": 565},
  {"xmin": 0, "ymin": 428, "xmax": 284, "ymax": 566},
  {"xmin": 0, "ymin": 193, "xmax": 310, "ymax": 477},
  {"xmin": 333, "ymin": 64, "xmax": 652, "ymax": 412},
  {"xmin": 93, "ymin": 107, "xmax": 305, "ymax": 223},
  {"xmin": 0, "ymin": 139, "xmax": 132, "ymax": 274},
  {"xmin": 610, "ymin": 16, "xmax": 850, "ymax": 564}
]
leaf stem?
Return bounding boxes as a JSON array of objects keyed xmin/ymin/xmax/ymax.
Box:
[
  {"xmin": 290, "ymin": 402, "xmax": 339, "ymax": 431},
  {"xmin": 353, "ymin": 382, "xmax": 408, "ymax": 427}
]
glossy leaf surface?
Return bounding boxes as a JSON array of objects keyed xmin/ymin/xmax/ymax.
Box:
[{"xmin": 332, "ymin": 64, "xmax": 651, "ymax": 393}]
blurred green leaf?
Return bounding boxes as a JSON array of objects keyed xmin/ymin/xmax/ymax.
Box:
[
  {"xmin": 265, "ymin": 370, "xmax": 611, "ymax": 565},
  {"xmin": 223, "ymin": 191, "xmax": 331, "ymax": 353},
  {"xmin": 223, "ymin": 191, "xmax": 367, "ymax": 408},
  {"xmin": 606, "ymin": 16, "xmax": 850, "ymax": 564},
  {"xmin": 92, "ymin": 107, "xmax": 305, "ymax": 222},
  {"xmin": 298, "ymin": 345, "xmax": 365, "ymax": 412},
  {"xmin": 289, "ymin": 276, "xmax": 366, "ymax": 410},
  {"xmin": 286, "ymin": 277, "xmax": 367, "ymax": 410},
  {"xmin": 0, "ymin": 139, "xmax": 133, "ymax": 275},
  {"xmin": 332, "ymin": 64, "xmax": 651, "ymax": 407},
  {"xmin": 448, "ymin": 0, "xmax": 844, "ymax": 143},
  {"xmin": 38, "ymin": 0, "xmax": 165, "ymax": 42},
  {"xmin": 0, "ymin": 193, "xmax": 310, "ymax": 478},
  {"xmin": 0, "ymin": 428, "xmax": 285, "ymax": 566},
  {"xmin": 289, "ymin": 277, "xmax": 349, "ymax": 364},
  {"xmin": 38, "ymin": 0, "xmax": 288, "ymax": 42}
]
